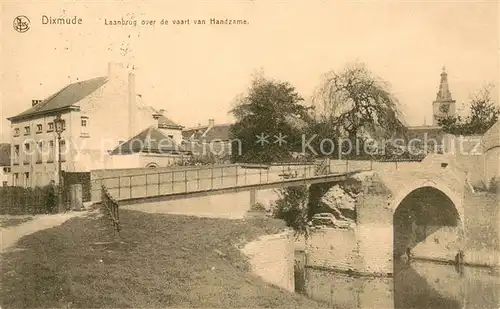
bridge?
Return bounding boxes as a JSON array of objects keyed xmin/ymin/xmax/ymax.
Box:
[{"xmin": 91, "ymin": 154, "xmax": 488, "ymax": 275}]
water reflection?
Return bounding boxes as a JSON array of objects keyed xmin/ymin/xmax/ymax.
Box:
[{"xmin": 300, "ymin": 258, "xmax": 499, "ymax": 309}]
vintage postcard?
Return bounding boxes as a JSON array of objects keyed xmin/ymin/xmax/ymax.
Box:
[{"xmin": 1, "ymin": 1, "xmax": 499, "ymax": 308}]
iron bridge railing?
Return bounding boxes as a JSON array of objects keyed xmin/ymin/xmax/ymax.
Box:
[{"xmin": 91, "ymin": 161, "xmax": 359, "ymax": 202}]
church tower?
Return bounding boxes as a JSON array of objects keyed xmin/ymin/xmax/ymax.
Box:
[{"xmin": 432, "ymin": 67, "xmax": 456, "ymax": 126}]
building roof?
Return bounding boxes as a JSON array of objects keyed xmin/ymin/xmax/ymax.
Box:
[
  {"xmin": 0, "ymin": 143, "xmax": 10, "ymax": 166},
  {"xmin": 110, "ymin": 126, "xmax": 189, "ymax": 155},
  {"xmin": 8, "ymin": 76, "xmax": 108, "ymax": 121},
  {"xmin": 182, "ymin": 123, "xmax": 232, "ymax": 142}
]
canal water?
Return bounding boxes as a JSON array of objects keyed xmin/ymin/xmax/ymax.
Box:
[{"xmin": 296, "ymin": 252, "xmax": 499, "ymax": 309}]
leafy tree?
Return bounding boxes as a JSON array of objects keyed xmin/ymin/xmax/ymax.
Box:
[
  {"xmin": 230, "ymin": 75, "xmax": 311, "ymax": 163},
  {"xmin": 311, "ymin": 62, "xmax": 407, "ymax": 142},
  {"xmin": 438, "ymin": 85, "xmax": 499, "ymax": 135},
  {"xmin": 272, "ymin": 186, "xmax": 310, "ymax": 238}
]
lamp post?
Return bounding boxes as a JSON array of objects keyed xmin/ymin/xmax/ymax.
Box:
[{"xmin": 54, "ymin": 114, "xmax": 65, "ymax": 213}]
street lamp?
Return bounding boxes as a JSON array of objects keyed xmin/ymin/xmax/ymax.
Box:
[{"xmin": 54, "ymin": 114, "xmax": 65, "ymax": 212}]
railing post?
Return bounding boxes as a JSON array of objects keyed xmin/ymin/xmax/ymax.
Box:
[
  {"xmin": 129, "ymin": 175, "xmax": 132, "ymax": 198},
  {"xmin": 235, "ymin": 166, "xmax": 238, "ymax": 186},
  {"xmin": 157, "ymin": 173, "xmax": 160, "ymax": 196},
  {"xmin": 266, "ymin": 166, "xmax": 269, "ymax": 182},
  {"xmin": 197, "ymin": 169, "xmax": 200, "ymax": 190},
  {"xmin": 118, "ymin": 176, "xmax": 121, "ymax": 199},
  {"xmin": 184, "ymin": 170, "xmax": 187, "ymax": 193},
  {"xmin": 221, "ymin": 167, "xmax": 224, "ymax": 186},
  {"xmin": 244, "ymin": 167, "xmax": 247, "ymax": 185},
  {"xmin": 259, "ymin": 168, "xmax": 262, "ymax": 183},
  {"xmin": 346, "ymin": 160, "xmax": 349, "ymax": 173},
  {"xmin": 211, "ymin": 166, "xmax": 214, "ymax": 189},
  {"xmin": 171, "ymin": 171, "xmax": 174, "ymax": 193},
  {"xmin": 145, "ymin": 174, "xmax": 148, "ymax": 197}
]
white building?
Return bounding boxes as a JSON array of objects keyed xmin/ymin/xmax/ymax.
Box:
[{"xmin": 7, "ymin": 62, "xmax": 177, "ymax": 187}]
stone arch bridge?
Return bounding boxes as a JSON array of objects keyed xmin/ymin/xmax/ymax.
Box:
[{"xmin": 305, "ymin": 154, "xmax": 469, "ymax": 276}]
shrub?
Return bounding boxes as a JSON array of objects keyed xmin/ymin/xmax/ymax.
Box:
[
  {"xmin": 0, "ymin": 185, "xmax": 59, "ymax": 215},
  {"xmin": 271, "ymin": 186, "xmax": 310, "ymax": 238},
  {"xmin": 250, "ymin": 202, "xmax": 267, "ymax": 212}
]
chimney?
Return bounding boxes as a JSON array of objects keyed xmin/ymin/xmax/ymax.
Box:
[
  {"xmin": 108, "ymin": 62, "xmax": 126, "ymax": 81},
  {"xmin": 208, "ymin": 119, "xmax": 215, "ymax": 127},
  {"xmin": 128, "ymin": 72, "xmax": 136, "ymax": 138}
]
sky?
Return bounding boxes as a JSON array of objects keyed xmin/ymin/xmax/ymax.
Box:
[{"xmin": 1, "ymin": 1, "xmax": 498, "ymax": 142}]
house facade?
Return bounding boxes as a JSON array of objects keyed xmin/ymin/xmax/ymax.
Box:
[
  {"xmin": 106, "ymin": 114, "xmax": 189, "ymax": 169},
  {"xmin": 182, "ymin": 119, "xmax": 233, "ymax": 163},
  {"xmin": 7, "ymin": 63, "xmax": 161, "ymax": 187}
]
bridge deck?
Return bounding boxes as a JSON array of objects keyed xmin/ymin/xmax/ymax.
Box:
[{"xmin": 92, "ymin": 163, "xmax": 367, "ymax": 203}]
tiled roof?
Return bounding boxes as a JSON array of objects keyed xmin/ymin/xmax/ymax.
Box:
[
  {"xmin": 0, "ymin": 143, "xmax": 10, "ymax": 166},
  {"xmin": 110, "ymin": 126, "xmax": 189, "ymax": 155},
  {"xmin": 182, "ymin": 124, "xmax": 232, "ymax": 142},
  {"xmin": 9, "ymin": 76, "xmax": 108, "ymax": 121}
]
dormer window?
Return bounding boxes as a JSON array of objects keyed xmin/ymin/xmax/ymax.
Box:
[
  {"xmin": 47, "ymin": 122, "xmax": 54, "ymax": 132},
  {"xmin": 36, "ymin": 124, "xmax": 43, "ymax": 133},
  {"xmin": 13, "ymin": 128, "xmax": 20, "ymax": 137},
  {"xmin": 24, "ymin": 126, "xmax": 30, "ymax": 135}
]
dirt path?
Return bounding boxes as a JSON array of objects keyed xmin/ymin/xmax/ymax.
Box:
[{"xmin": 0, "ymin": 211, "xmax": 89, "ymax": 253}]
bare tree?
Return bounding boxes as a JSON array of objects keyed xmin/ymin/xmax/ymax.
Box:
[{"xmin": 312, "ymin": 62, "xmax": 406, "ymax": 140}]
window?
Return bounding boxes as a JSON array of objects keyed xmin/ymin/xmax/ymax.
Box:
[
  {"xmin": 60, "ymin": 139, "xmax": 66, "ymax": 162},
  {"xmin": 36, "ymin": 124, "xmax": 43, "ymax": 133},
  {"xmin": 81, "ymin": 116, "xmax": 89, "ymax": 137},
  {"xmin": 13, "ymin": 145, "xmax": 20, "ymax": 164},
  {"xmin": 23, "ymin": 143, "xmax": 31, "ymax": 164},
  {"xmin": 48, "ymin": 140, "xmax": 54, "ymax": 162},
  {"xmin": 24, "ymin": 126, "xmax": 30, "ymax": 135},
  {"xmin": 36, "ymin": 141, "xmax": 43, "ymax": 163},
  {"xmin": 14, "ymin": 128, "xmax": 20, "ymax": 137},
  {"xmin": 48, "ymin": 122, "xmax": 54, "ymax": 132},
  {"xmin": 2, "ymin": 181, "xmax": 7, "ymax": 187},
  {"xmin": 24, "ymin": 172, "xmax": 30, "ymax": 187},
  {"xmin": 13, "ymin": 173, "xmax": 18, "ymax": 186}
]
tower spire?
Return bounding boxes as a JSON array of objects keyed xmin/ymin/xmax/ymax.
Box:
[{"xmin": 436, "ymin": 66, "xmax": 453, "ymax": 102}]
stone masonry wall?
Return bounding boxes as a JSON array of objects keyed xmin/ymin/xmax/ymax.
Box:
[{"xmin": 241, "ymin": 231, "xmax": 295, "ymax": 292}]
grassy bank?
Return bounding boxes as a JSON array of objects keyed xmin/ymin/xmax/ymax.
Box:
[{"xmin": 1, "ymin": 209, "xmax": 327, "ymax": 308}]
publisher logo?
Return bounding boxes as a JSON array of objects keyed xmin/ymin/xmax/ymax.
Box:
[{"xmin": 13, "ymin": 15, "xmax": 30, "ymax": 33}]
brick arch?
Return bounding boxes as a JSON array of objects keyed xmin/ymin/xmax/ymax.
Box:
[
  {"xmin": 391, "ymin": 179, "xmax": 465, "ymax": 229},
  {"xmin": 145, "ymin": 162, "xmax": 159, "ymax": 168}
]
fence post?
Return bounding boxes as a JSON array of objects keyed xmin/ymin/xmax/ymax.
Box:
[
  {"xmin": 145, "ymin": 174, "xmax": 148, "ymax": 197},
  {"xmin": 184, "ymin": 170, "xmax": 188, "ymax": 192},
  {"xmin": 221, "ymin": 167, "xmax": 224, "ymax": 186},
  {"xmin": 346, "ymin": 160, "xmax": 349, "ymax": 173},
  {"xmin": 244, "ymin": 167, "xmax": 247, "ymax": 185},
  {"xmin": 235, "ymin": 166, "xmax": 238, "ymax": 186},
  {"xmin": 266, "ymin": 166, "xmax": 269, "ymax": 182},
  {"xmin": 118, "ymin": 176, "xmax": 121, "ymax": 200},
  {"xmin": 259, "ymin": 168, "xmax": 262, "ymax": 183}
]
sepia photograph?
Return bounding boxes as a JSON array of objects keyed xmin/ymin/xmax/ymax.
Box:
[{"xmin": 0, "ymin": 1, "xmax": 499, "ymax": 308}]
